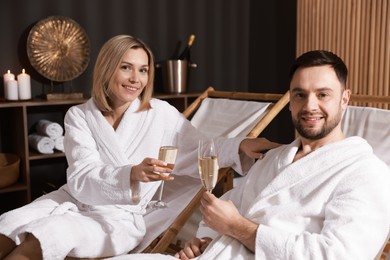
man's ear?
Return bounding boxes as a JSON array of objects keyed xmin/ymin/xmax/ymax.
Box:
[{"xmin": 341, "ymin": 89, "xmax": 351, "ymax": 109}]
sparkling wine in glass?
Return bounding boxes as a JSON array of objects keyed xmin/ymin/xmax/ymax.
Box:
[
  {"xmin": 152, "ymin": 130, "xmax": 179, "ymax": 208},
  {"xmin": 158, "ymin": 145, "xmax": 177, "ymax": 172},
  {"xmin": 198, "ymin": 139, "xmax": 219, "ymax": 193}
]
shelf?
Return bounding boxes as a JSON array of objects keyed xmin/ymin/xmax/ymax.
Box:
[
  {"xmin": 153, "ymin": 92, "xmax": 200, "ymax": 99},
  {"xmin": 29, "ymin": 150, "xmax": 66, "ymax": 160},
  {"xmin": 154, "ymin": 92, "xmax": 200, "ymax": 112},
  {"xmin": 0, "ymin": 183, "xmax": 28, "ymax": 194},
  {"xmin": 0, "ymin": 98, "xmax": 86, "ymax": 108},
  {"xmin": 0, "ymin": 98, "xmax": 87, "ymax": 214}
]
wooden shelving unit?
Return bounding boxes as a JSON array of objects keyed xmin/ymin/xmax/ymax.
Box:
[
  {"xmin": 0, "ymin": 98, "xmax": 86, "ymax": 213},
  {"xmin": 0, "ymin": 92, "xmax": 200, "ymax": 214}
]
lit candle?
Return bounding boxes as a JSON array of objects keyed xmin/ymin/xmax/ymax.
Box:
[
  {"xmin": 3, "ymin": 70, "xmax": 15, "ymax": 82},
  {"xmin": 17, "ymin": 69, "xmax": 31, "ymax": 100},
  {"xmin": 3, "ymin": 70, "xmax": 15, "ymax": 99}
]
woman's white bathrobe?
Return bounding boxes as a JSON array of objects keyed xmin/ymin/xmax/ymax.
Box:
[
  {"xmin": 112, "ymin": 136, "xmax": 390, "ymax": 260},
  {"xmin": 0, "ymin": 98, "xmax": 249, "ymax": 260}
]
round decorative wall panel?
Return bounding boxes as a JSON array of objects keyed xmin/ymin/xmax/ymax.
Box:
[{"xmin": 27, "ymin": 16, "xmax": 90, "ymax": 82}]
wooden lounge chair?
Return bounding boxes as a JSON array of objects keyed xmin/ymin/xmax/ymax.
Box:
[{"xmin": 134, "ymin": 86, "xmax": 290, "ymax": 254}]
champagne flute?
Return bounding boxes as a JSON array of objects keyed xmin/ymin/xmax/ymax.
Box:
[
  {"xmin": 151, "ymin": 130, "xmax": 179, "ymax": 209},
  {"xmin": 198, "ymin": 138, "xmax": 219, "ymax": 193}
]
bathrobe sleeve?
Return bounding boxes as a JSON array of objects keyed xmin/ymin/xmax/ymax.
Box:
[{"xmin": 174, "ymin": 130, "xmax": 251, "ymax": 178}]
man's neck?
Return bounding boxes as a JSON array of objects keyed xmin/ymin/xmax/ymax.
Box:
[{"xmin": 293, "ymin": 130, "xmax": 345, "ymax": 162}]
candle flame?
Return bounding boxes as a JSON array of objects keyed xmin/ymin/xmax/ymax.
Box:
[
  {"xmin": 7, "ymin": 70, "xmax": 10, "ymax": 74},
  {"xmin": 22, "ymin": 69, "xmax": 25, "ymax": 74}
]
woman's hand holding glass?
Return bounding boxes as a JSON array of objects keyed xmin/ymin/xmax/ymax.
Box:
[
  {"xmin": 130, "ymin": 157, "xmax": 174, "ymax": 182},
  {"xmin": 149, "ymin": 130, "xmax": 179, "ymax": 209}
]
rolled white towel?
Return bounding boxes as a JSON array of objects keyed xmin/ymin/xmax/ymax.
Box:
[
  {"xmin": 28, "ymin": 134, "xmax": 55, "ymax": 154},
  {"xmin": 36, "ymin": 119, "xmax": 64, "ymax": 138},
  {"xmin": 53, "ymin": 136, "xmax": 64, "ymax": 152}
]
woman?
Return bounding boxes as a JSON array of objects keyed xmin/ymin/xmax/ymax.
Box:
[{"xmin": 0, "ymin": 35, "xmax": 278, "ymax": 260}]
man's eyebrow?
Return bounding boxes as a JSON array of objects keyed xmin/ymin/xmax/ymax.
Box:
[
  {"xmin": 290, "ymin": 87, "xmax": 304, "ymax": 93},
  {"xmin": 291, "ymin": 87, "xmax": 334, "ymax": 92}
]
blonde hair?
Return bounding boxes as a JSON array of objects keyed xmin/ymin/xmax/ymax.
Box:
[{"xmin": 91, "ymin": 35, "xmax": 155, "ymax": 112}]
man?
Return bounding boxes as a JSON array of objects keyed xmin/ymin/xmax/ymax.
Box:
[
  {"xmin": 111, "ymin": 50, "xmax": 390, "ymax": 260},
  {"xmin": 173, "ymin": 50, "xmax": 390, "ymax": 259}
]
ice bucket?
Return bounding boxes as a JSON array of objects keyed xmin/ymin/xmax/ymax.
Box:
[{"xmin": 161, "ymin": 60, "xmax": 196, "ymax": 94}]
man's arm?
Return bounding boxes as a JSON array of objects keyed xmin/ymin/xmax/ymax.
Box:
[
  {"xmin": 175, "ymin": 191, "xmax": 257, "ymax": 259},
  {"xmin": 199, "ymin": 191, "xmax": 258, "ymax": 252}
]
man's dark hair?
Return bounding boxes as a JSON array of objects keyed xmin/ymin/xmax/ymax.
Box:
[{"xmin": 289, "ymin": 50, "xmax": 348, "ymax": 87}]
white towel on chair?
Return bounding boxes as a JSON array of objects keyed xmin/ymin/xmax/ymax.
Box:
[
  {"xmin": 28, "ymin": 134, "xmax": 55, "ymax": 154},
  {"xmin": 53, "ymin": 136, "xmax": 64, "ymax": 152},
  {"xmin": 36, "ymin": 119, "xmax": 64, "ymax": 138}
]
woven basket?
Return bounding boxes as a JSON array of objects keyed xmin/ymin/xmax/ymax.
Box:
[{"xmin": 0, "ymin": 153, "xmax": 20, "ymax": 189}]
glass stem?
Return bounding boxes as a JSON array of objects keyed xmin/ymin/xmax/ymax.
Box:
[{"xmin": 157, "ymin": 181, "xmax": 165, "ymax": 201}]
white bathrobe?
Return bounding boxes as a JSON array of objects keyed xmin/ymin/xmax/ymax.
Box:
[
  {"xmin": 197, "ymin": 137, "xmax": 390, "ymax": 260},
  {"xmin": 0, "ymin": 98, "xmax": 247, "ymax": 260},
  {"xmin": 113, "ymin": 136, "xmax": 390, "ymax": 260}
]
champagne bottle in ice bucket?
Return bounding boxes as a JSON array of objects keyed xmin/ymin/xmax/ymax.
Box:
[
  {"xmin": 178, "ymin": 34, "xmax": 195, "ymax": 61},
  {"xmin": 162, "ymin": 34, "xmax": 196, "ymax": 94},
  {"xmin": 170, "ymin": 40, "xmax": 182, "ymax": 60}
]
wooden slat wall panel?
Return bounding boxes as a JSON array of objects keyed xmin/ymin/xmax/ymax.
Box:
[{"xmin": 296, "ymin": 0, "xmax": 390, "ymax": 109}]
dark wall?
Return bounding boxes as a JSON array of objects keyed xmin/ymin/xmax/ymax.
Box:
[
  {"xmin": 0, "ymin": 0, "xmax": 296, "ymax": 200},
  {"xmin": 0, "ymin": 0, "xmax": 296, "ymax": 142},
  {"xmin": 248, "ymin": 1, "xmax": 296, "ymax": 143},
  {"xmin": 249, "ymin": 1, "xmax": 296, "ymax": 94},
  {"xmin": 0, "ymin": 0, "xmax": 252, "ymax": 97}
]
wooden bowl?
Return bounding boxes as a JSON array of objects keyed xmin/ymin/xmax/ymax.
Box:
[{"xmin": 0, "ymin": 153, "xmax": 20, "ymax": 189}]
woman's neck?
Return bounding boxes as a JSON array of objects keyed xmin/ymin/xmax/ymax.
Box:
[{"xmin": 103, "ymin": 102, "xmax": 130, "ymax": 130}]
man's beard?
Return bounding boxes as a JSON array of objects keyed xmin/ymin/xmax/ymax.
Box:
[{"xmin": 292, "ymin": 109, "xmax": 343, "ymax": 140}]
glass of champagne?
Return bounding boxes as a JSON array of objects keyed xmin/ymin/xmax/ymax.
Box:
[
  {"xmin": 151, "ymin": 130, "xmax": 179, "ymax": 209},
  {"xmin": 198, "ymin": 138, "xmax": 219, "ymax": 192}
]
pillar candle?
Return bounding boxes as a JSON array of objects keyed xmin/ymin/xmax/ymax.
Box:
[
  {"xmin": 5, "ymin": 79, "xmax": 18, "ymax": 100},
  {"xmin": 17, "ymin": 69, "xmax": 31, "ymax": 100},
  {"xmin": 3, "ymin": 70, "xmax": 15, "ymax": 99}
]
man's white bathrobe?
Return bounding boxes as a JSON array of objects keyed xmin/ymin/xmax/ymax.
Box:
[
  {"xmin": 113, "ymin": 136, "xmax": 390, "ymax": 260},
  {"xmin": 0, "ymin": 98, "xmax": 248, "ymax": 260}
]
